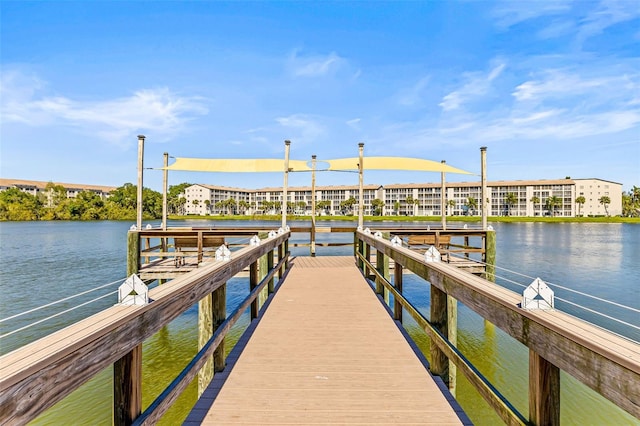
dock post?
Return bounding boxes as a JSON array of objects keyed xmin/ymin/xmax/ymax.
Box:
[
  {"xmin": 311, "ymin": 154, "xmax": 317, "ymax": 257},
  {"xmin": 430, "ymin": 285, "xmax": 449, "ymax": 384},
  {"xmin": 481, "ymin": 147, "xmax": 488, "ymax": 230},
  {"xmin": 115, "ymin": 231, "xmax": 143, "ymax": 425},
  {"xmin": 136, "ymin": 135, "xmax": 145, "ymax": 231},
  {"xmin": 485, "ymin": 229, "xmax": 496, "ymax": 282},
  {"xmin": 394, "ymin": 263, "xmax": 403, "ymax": 322},
  {"xmin": 278, "ymin": 243, "xmax": 284, "ymax": 279},
  {"xmin": 376, "ymin": 232, "xmax": 390, "ymax": 302},
  {"xmin": 250, "ymin": 260, "xmax": 259, "ymax": 319},
  {"xmin": 447, "ymin": 295, "xmax": 458, "ymax": 396},
  {"xmin": 258, "ymin": 232, "xmax": 269, "ymax": 310},
  {"xmin": 440, "ymin": 160, "xmax": 447, "ymax": 231},
  {"xmin": 212, "ymin": 283, "xmax": 226, "ymax": 372},
  {"xmin": 268, "ymin": 248, "xmax": 275, "ymax": 293},
  {"xmin": 198, "ymin": 293, "xmax": 214, "ymax": 397},
  {"xmin": 529, "ymin": 350, "xmax": 560, "ymax": 426}
]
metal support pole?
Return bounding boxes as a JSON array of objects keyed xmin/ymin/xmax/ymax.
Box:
[
  {"xmin": 481, "ymin": 147, "xmax": 488, "ymax": 230},
  {"xmin": 311, "ymin": 154, "xmax": 317, "ymax": 257},
  {"xmin": 440, "ymin": 160, "xmax": 446, "ymax": 230},
  {"xmin": 358, "ymin": 142, "xmax": 364, "ymax": 229},
  {"xmin": 162, "ymin": 152, "xmax": 168, "ymax": 231},
  {"xmin": 282, "ymin": 140, "xmax": 291, "ymax": 229},
  {"xmin": 136, "ymin": 135, "xmax": 145, "ymax": 230}
]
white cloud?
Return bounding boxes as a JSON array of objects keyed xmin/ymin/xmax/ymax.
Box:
[
  {"xmin": 275, "ymin": 114, "xmax": 325, "ymax": 144},
  {"xmin": 577, "ymin": 0, "xmax": 640, "ymax": 43},
  {"xmin": 492, "ymin": 1, "xmax": 572, "ymax": 29},
  {"xmin": 0, "ymin": 70, "xmax": 208, "ymax": 146},
  {"xmin": 346, "ymin": 118, "xmax": 361, "ymax": 130},
  {"xmin": 439, "ymin": 63, "xmax": 506, "ymax": 111},
  {"xmin": 288, "ymin": 50, "xmax": 344, "ymax": 77}
]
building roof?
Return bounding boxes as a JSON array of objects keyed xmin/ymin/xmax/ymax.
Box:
[{"xmin": 0, "ymin": 178, "xmax": 117, "ymax": 192}]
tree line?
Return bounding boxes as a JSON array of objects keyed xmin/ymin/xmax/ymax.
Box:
[{"xmin": 2, "ymin": 182, "xmax": 638, "ymax": 221}]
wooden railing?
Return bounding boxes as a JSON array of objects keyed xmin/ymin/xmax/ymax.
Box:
[
  {"xmin": 0, "ymin": 231, "xmax": 290, "ymax": 425},
  {"xmin": 356, "ymin": 230, "xmax": 640, "ymax": 426}
]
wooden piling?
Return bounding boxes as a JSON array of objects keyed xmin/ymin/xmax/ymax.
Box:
[
  {"xmin": 198, "ymin": 294, "xmax": 214, "ymax": 397},
  {"xmin": 212, "ymin": 283, "xmax": 226, "ymax": 372},
  {"xmin": 115, "ymin": 230, "xmax": 143, "ymax": 425},
  {"xmin": 447, "ymin": 295, "xmax": 457, "ymax": 397},
  {"xmin": 394, "ymin": 262, "xmax": 403, "ymax": 322},
  {"xmin": 114, "ymin": 345, "xmax": 142, "ymax": 426},
  {"xmin": 485, "ymin": 230, "xmax": 496, "ymax": 282},
  {"xmin": 529, "ymin": 350, "xmax": 560, "ymax": 426},
  {"xmin": 430, "ymin": 286, "xmax": 448, "ymax": 383},
  {"xmin": 250, "ymin": 260, "xmax": 259, "ymax": 319}
]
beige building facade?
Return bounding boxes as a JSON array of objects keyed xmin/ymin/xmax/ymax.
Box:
[
  {"xmin": 0, "ymin": 178, "xmax": 116, "ymax": 206},
  {"xmin": 182, "ymin": 178, "xmax": 622, "ymax": 217}
]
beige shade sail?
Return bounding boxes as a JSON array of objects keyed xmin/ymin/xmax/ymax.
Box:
[
  {"xmin": 326, "ymin": 157, "xmax": 473, "ymax": 174},
  {"xmin": 160, "ymin": 157, "xmax": 311, "ymax": 172}
]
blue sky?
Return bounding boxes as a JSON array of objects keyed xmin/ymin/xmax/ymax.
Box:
[{"xmin": 1, "ymin": 1, "xmax": 639, "ymax": 191}]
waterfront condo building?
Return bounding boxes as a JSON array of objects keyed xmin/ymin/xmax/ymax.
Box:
[{"xmin": 181, "ymin": 178, "xmax": 622, "ymax": 217}]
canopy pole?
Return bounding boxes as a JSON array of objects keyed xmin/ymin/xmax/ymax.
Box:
[
  {"xmin": 311, "ymin": 155, "xmax": 317, "ymax": 257},
  {"xmin": 136, "ymin": 135, "xmax": 145, "ymax": 230},
  {"xmin": 441, "ymin": 160, "xmax": 447, "ymax": 230},
  {"xmin": 282, "ymin": 140, "xmax": 291, "ymax": 229},
  {"xmin": 358, "ymin": 143, "xmax": 364, "ymax": 229},
  {"xmin": 162, "ymin": 152, "xmax": 168, "ymax": 231},
  {"xmin": 481, "ymin": 147, "xmax": 488, "ymax": 230}
]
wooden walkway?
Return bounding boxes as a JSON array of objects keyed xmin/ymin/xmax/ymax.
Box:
[{"xmin": 186, "ymin": 256, "xmax": 469, "ymax": 425}]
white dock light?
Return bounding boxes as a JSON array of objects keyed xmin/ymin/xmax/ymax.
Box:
[
  {"xmin": 268, "ymin": 230, "xmax": 277, "ymax": 238},
  {"xmin": 523, "ymin": 278, "xmax": 554, "ymax": 310},
  {"xmin": 424, "ymin": 246, "xmax": 441, "ymax": 263},
  {"xmin": 118, "ymin": 274, "xmax": 148, "ymax": 305},
  {"xmin": 215, "ymin": 245, "xmax": 231, "ymax": 261},
  {"xmin": 374, "ymin": 231, "xmax": 382, "ymax": 239},
  {"xmin": 363, "ymin": 228, "xmax": 371, "ymax": 234},
  {"xmin": 145, "ymin": 224, "xmax": 153, "ymax": 229},
  {"xmin": 250, "ymin": 235, "xmax": 261, "ymax": 246},
  {"xmin": 391, "ymin": 236, "xmax": 403, "ymax": 247},
  {"xmin": 129, "ymin": 225, "xmax": 137, "ymax": 231}
]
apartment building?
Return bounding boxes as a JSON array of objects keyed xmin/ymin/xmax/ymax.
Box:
[
  {"xmin": 0, "ymin": 178, "xmax": 116, "ymax": 206},
  {"xmin": 182, "ymin": 178, "xmax": 622, "ymax": 217}
]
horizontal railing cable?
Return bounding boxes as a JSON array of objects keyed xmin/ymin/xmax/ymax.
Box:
[
  {"xmin": 0, "ymin": 290, "xmax": 118, "ymax": 339},
  {"xmin": 0, "ymin": 277, "xmax": 126, "ymax": 324},
  {"xmin": 446, "ymin": 251, "xmax": 640, "ymax": 315}
]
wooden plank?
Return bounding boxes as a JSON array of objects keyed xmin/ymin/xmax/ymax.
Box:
[
  {"xmin": 529, "ymin": 350, "xmax": 560, "ymax": 426},
  {"xmin": 198, "ymin": 256, "xmax": 464, "ymax": 425}
]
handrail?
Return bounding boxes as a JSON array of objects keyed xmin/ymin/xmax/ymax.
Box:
[
  {"xmin": 133, "ymin": 252, "xmax": 289, "ymax": 425},
  {"xmin": 0, "ymin": 232, "xmax": 290, "ymax": 425},
  {"xmin": 357, "ymin": 250, "xmax": 527, "ymax": 426},
  {"xmin": 356, "ymin": 230, "xmax": 640, "ymax": 424}
]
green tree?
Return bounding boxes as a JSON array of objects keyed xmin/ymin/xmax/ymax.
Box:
[
  {"xmin": 393, "ymin": 201, "xmax": 400, "ymax": 215},
  {"xmin": 545, "ymin": 196, "xmax": 561, "ymax": 216},
  {"xmin": 340, "ymin": 196, "xmax": 357, "ymax": 214},
  {"xmin": 464, "ymin": 197, "xmax": 478, "ymax": 216},
  {"xmin": 316, "ymin": 200, "xmax": 331, "ymax": 214},
  {"xmin": 447, "ymin": 199, "xmax": 456, "ymax": 215},
  {"xmin": 599, "ymin": 196, "xmax": 611, "ymax": 216},
  {"xmin": 530, "ymin": 196, "xmax": 540, "ymax": 216},
  {"xmin": 0, "ymin": 188, "xmax": 42, "ymax": 220},
  {"xmin": 238, "ymin": 200, "xmax": 250, "ymax": 214},
  {"xmin": 204, "ymin": 199, "xmax": 211, "ymax": 214},
  {"xmin": 505, "ymin": 193, "xmax": 518, "ymax": 216},
  {"xmin": 575, "ymin": 196, "xmax": 586, "ymax": 217},
  {"xmin": 371, "ymin": 198, "xmax": 385, "ymax": 216}
]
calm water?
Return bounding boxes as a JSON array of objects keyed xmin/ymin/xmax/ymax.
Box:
[{"xmin": 0, "ymin": 220, "xmax": 638, "ymax": 425}]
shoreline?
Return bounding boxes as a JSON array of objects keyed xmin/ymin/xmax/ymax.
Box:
[{"xmin": 168, "ymin": 214, "xmax": 640, "ymax": 224}]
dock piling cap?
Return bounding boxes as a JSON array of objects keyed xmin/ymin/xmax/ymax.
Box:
[{"xmin": 118, "ymin": 274, "xmax": 148, "ymax": 305}]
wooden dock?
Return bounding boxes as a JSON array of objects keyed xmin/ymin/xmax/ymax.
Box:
[{"xmin": 186, "ymin": 256, "xmax": 469, "ymax": 425}]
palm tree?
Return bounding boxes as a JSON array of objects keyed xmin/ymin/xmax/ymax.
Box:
[
  {"xmin": 505, "ymin": 193, "xmax": 518, "ymax": 216},
  {"xmin": 405, "ymin": 196, "xmax": 414, "ymax": 216},
  {"xmin": 599, "ymin": 196, "xmax": 611, "ymax": 216},
  {"xmin": 465, "ymin": 197, "xmax": 478, "ymax": 216},
  {"xmin": 447, "ymin": 199, "xmax": 456, "ymax": 215},
  {"xmin": 575, "ymin": 196, "xmax": 586, "ymax": 217},
  {"xmin": 545, "ymin": 196, "xmax": 561, "ymax": 216},
  {"xmin": 530, "ymin": 196, "xmax": 540, "ymax": 216},
  {"xmin": 371, "ymin": 198, "xmax": 385, "ymax": 216},
  {"xmin": 393, "ymin": 201, "xmax": 400, "ymax": 215},
  {"xmin": 204, "ymin": 199, "xmax": 211, "ymax": 215}
]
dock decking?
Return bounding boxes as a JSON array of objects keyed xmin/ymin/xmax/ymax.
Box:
[{"xmin": 186, "ymin": 256, "xmax": 469, "ymax": 425}]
